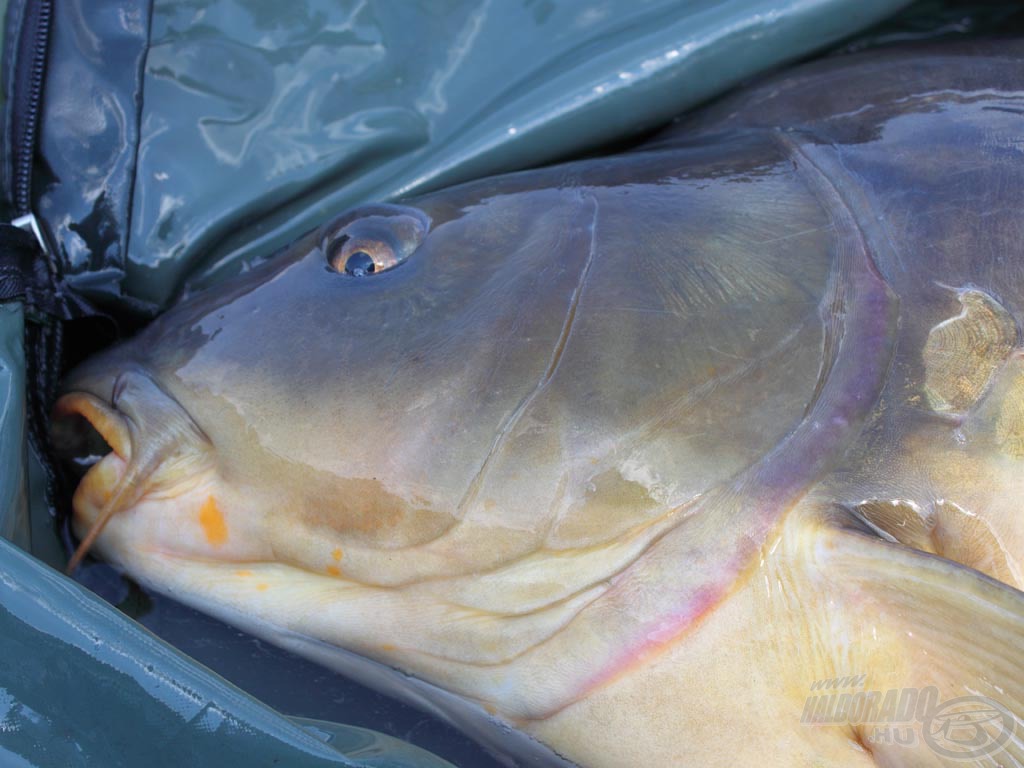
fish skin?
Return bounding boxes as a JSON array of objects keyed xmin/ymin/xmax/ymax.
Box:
[{"xmin": 56, "ymin": 42, "xmax": 1024, "ymax": 767}]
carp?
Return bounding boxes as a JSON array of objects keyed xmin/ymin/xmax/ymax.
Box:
[{"xmin": 53, "ymin": 42, "xmax": 1024, "ymax": 767}]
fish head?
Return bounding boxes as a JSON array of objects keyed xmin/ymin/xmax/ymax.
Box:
[
  {"xmin": 54, "ymin": 168, "xmax": 618, "ymax": 572},
  {"xmin": 52, "ymin": 142, "xmax": 842, "ymax": 728}
]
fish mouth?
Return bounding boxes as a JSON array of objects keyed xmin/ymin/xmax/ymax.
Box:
[
  {"xmin": 51, "ymin": 368, "xmax": 212, "ymax": 573},
  {"xmin": 53, "ymin": 391, "xmax": 133, "ymax": 470}
]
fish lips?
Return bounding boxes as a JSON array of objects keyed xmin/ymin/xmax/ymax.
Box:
[{"xmin": 52, "ymin": 366, "xmax": 213, "ymax": 571}]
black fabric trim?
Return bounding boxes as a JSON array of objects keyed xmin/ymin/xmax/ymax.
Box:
[{"xmin": 0, "ymin": 223, "xmax": 96, "ymax": 320}]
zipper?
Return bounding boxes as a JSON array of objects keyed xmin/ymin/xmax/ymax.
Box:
[
  {"xmin": 3, "ymin": 0, "xmax": 99, "ymax": 514},
  {"xmin": 10, "ymin": 0, "xmax": 53, "ymax": 221}
]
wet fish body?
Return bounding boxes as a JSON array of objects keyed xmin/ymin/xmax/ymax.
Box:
[{"xmin": 55, "ymin": 42, "xmax": 1024, "ymax": 767}]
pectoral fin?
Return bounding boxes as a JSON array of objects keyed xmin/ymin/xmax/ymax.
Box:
[{"xmin": 805, "ymin": 524, "xmax": 1023, "ymax": 766}]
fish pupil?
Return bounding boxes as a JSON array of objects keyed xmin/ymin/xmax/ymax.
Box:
[{"xmin": 345, "ymin": 251, "xmax": 376, "ymax": 276}]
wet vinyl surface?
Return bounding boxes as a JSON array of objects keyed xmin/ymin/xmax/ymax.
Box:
[{"xmin": 73, "ymin": 560, "xmax": 504, "ymax": 768}]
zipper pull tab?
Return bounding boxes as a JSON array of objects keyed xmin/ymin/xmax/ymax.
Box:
[{"xmin": 12, "ymin": 212, "xmax": 48, "ymax": 256}]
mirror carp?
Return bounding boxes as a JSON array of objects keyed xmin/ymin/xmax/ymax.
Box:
[{"xmin": 53, "ymin": 41, "xmax": 1024, "ymax": 767}]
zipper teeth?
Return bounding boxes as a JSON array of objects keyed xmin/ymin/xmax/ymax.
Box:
[{"xmin": 15, "ymin": 0, "xmax": 52, "ymax": 214}]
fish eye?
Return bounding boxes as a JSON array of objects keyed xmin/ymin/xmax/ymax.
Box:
[
  {"xmin": 342, "ymin": 250, "xmax": 376, "ymax": 276},
  {"xmin": 321, "ymin": 204, "xmax": 430, "ymax": 277},
  {"xmin": 327, "ymin": 237, "xmax": 396, "ymax": 276}
]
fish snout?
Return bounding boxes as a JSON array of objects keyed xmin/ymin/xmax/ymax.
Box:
[{"xmin": 52, "ymin": 367, "xmax": 214, "ymax": 572}]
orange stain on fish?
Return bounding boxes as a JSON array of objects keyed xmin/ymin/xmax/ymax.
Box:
[
  {"xmin": 326, "ymin": 565, "xmax": 341, "ymax": 577},
  {"xmin": 198, "ymin": 496, "xmax": 228, "ymax": 547},
  {"xmin": 235, "ymin": 569, "xmax": 252, "ymax": 578},
  {"xmin": 331, "ymin": 547, "xmax": 343, "ymax": 562},
  {"xmin": 255, "ymin": 583, "xmax": 269, "ymax": 592}
]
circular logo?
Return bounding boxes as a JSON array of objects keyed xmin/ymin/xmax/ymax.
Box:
[{"xmin": 923, "ymin": 696, "xmax": 1016, "ymax": 761}]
